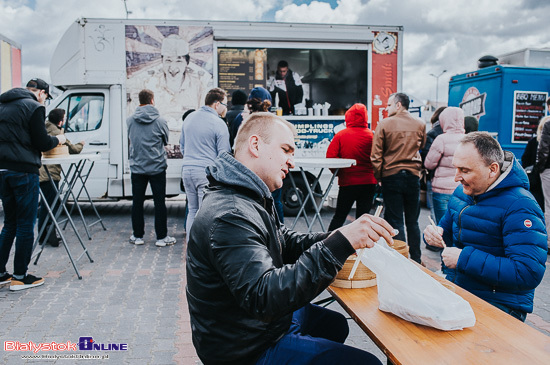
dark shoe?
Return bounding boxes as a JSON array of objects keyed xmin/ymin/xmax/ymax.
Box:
[
  {"xmin": 425, "ymin": 244, "xmax": 443, "ymax": 252},
  {"xmin": 0, "ymin": 273, "xmax": 12, "ymax": 285},
  {"xmin": 47, "ymin": 236, "xmax": 61, "ymax": 247},
  {"xmin": 10, "ymin": 274, "xmax": 45, "ymax": 291}
]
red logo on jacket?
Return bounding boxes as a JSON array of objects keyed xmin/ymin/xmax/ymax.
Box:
[{"xmin": 524, "ymin": 219, "xmax": 533, "ymax": 228}]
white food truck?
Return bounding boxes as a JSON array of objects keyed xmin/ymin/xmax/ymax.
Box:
[{"xmin": 48, "ymin": 18, "xmax": 403, "ymax": 215}]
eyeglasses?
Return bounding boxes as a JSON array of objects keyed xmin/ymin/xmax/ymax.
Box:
[{"xmin": 219, "ymin": 101, "xmax": 227, "ymax": 107}]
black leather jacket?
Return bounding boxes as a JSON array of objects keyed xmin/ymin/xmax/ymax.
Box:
[{"xmin": 186, "ymin": 152, "xmax": 353, "ymax": 364}]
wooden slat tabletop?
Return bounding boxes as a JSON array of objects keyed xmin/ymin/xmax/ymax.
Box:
[{"xmin": 328, "ymin": 266, "xmax": 550, "ymax": 365}]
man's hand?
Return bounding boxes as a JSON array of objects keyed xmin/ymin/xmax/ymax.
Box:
[
  {"xmin": 336, "ymin": 214, "xmax": 395, "ymax": 250},
  {"xmin": 441, "ymin": 247, "xmax": 462, "ymax": 269},
  {"xmin": 79, "ymin": 141, "xmax": 86, "ymax": 146},
  {"xmin": 423, "ymin": 224, "xmax": 445, "ymax": 248},
  {"xmin": 56, "ymin": 135, "xmax": 66, "ymax": 145}
]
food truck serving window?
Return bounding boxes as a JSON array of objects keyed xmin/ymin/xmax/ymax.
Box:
[{"xmin": 218, "ymin": 47, "xmax": 367, "ymax": 115}]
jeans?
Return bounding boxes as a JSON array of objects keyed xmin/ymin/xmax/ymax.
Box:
[
  {"xmin": 539, "ymin": 169, "xmax": 550, "ymax": 249},
  {"xmin": 255, "ymin": 304, "xmax": 381, "ymax": 365},
  {"xmin": 182, "ymin": 167, "xmax": 209, "ymax": 234},
  {"xmin": 131, "ymin": 171, "xmax": 167, "ymax": 240},
  {"xmin": 432, "ymin": 192, "xmax": 452, "ymax": 224},
  {"xmin": 382, "ymin": 170, "xmax": 422, "ymax": 263},
  {"xmin": 38, "ymin": 180, "xmax": 59, "ymax": 241},
  {"xmin": 426, "ymin": 179, "xmax": 436, "ymax": 221},
  {"xmin": 0, "ymin": 171, "xmax": 39, "ymax": 276},
  {"xmin": 328, "ymin": 184, "xmax": 376, "ymax": 231},
  {"xmin": 272, "ymin": 188, "xmax": 284, "ymax": 223},
  {"xmin": 490, "ymin": 302, "xmax": 527, "ymax": 322}
]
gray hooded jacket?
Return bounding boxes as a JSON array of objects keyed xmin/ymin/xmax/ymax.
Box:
[{"xmin": 127, "ymin": 104, "xmax": 169, "ymax": 175}]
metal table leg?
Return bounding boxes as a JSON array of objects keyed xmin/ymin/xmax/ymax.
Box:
[
  {"xmin": 32, "ymin": 162, "xmax": 94, "ymax": 279},
  {"xmin": 289, "ymin": 171, "xmax": 310, "ymax": 230}
]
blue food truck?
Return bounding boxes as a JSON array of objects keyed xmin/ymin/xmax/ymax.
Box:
[{"xmin": 448, "ymin": 51, "xmax": 550, "ymax": 159}]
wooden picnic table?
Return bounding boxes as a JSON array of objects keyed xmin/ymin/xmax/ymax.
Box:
[{"xmin": 328, "ymin": 265, "xmax": 550, "ymax": 365}]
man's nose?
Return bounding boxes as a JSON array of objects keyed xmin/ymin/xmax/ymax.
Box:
[
  {"xmin": 287, "ymin": 156, "xmax": 295, "ymax": 169},
  {"xmin": 454, "ymin": 170, "xmax": 461, "ymax": 182}
]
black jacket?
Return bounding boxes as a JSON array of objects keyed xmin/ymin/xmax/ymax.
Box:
[
  {"xmin": 225, "ymin": 104, "xmax": 244, "ymax": 133},
  {"xmin": 270, "ymin": 69, "xmax": 303, "ymax": 115},
  {"xmin": 186, "ymin": 152, "xmax": 354, "ymax": 364},
  {"xmin": 0, "ymin": 88, "xmax": 58, "ymax": 174},
  {"xmin": 421, "ymin": 121, "xmax": 443, "ymax": 180},
  {"xmin": 536, "ymin": 122, "xmax": 550, "ymax": 172}
]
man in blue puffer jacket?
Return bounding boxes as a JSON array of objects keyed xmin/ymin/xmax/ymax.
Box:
[{"xmin": 424, "ymin": 132, "xmax": 547, "ymax": 321}]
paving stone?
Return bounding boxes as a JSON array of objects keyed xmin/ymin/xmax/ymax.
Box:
[{"xmin": 1, "ymin": 200, "xmax": 549, "ymax": 364}]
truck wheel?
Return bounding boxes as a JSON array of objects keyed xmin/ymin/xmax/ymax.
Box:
[
  {"xmin": 281, "ymin": 174, "xmax": 322, "ymax": 216},
  {"xmin": 282, "ymin": 176, "xmax": 306, "ymax": 216}
]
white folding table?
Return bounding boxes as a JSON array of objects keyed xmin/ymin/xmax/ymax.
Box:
[
  {"xmin": 289, "ymin": 158, "xmax": 356, "ymax": 232},
  {"xmin": 33, "ymin": 153, "xmax": 102, "ymax": 279}
]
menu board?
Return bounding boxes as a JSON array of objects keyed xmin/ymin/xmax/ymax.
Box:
[
  {"xmin": 512, "ymin": 91, "xmax": 548, "ymax": 143},
  {"xmin": 218, "ymin": 48, "xmax": 267, "ymax": 103}
]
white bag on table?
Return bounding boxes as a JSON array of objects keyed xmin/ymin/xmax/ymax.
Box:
[{"xmin": 360, "ymin": 239, "xmax": 476, "ymax": 331}]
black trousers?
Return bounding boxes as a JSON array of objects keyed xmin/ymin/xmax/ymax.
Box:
[
  {"xmin": 328, "ymin": 184, "xmax": 376, "ymax": 231},
  {"xmin": 131, "ymin": 171, "xmax": 167, "ymax": 240}
]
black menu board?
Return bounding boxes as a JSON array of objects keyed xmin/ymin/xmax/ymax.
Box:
[
  {"xmin": 512, "ymin": 91, "xmax": 548, "ymax": 142},
  {"xmin": 218, "ymin": 48, "xmax": 266, "ymax": 103}
]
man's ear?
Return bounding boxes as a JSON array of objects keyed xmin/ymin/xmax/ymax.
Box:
[
  {"xmin": 489, "ymin": 162, "xmax": 500, "ymax": 178},
  {"xmin": 248, "ymin": 135, "xmax": 260, "ymax": 158}
]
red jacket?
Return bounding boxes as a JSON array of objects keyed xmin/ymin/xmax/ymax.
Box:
[{"xmin": 326, "ymin": 103, "xmax": 377, "ymax": 186}]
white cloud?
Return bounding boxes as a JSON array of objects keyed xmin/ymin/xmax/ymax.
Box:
[
  {"xmin": 275, "ymin": 0, "xmax": 366, "ymax": 24},
  {"xmin": 0, "ymin": 0, "xmax": 276, "ymax": 84},
  {"xmin": 273, "ymin": 0, "xmax": 550, "ymax": 102},
  {"xmin": 1, "ymin": 0, "xmax": 549, "ymax": 103}
]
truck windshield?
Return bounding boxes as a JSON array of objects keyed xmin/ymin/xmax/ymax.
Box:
[{"xmin": 57, "ymin": 93, "xmax": 105, "ymax": 132}]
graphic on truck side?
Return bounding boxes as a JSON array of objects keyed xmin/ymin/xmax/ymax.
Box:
[
  {"xmin": 125, "ymin": 25, "xmax": 214, "ymax": 158},
  {"xmin": 459, "ymin": 86, "xmax": 487, "ymax": 119}
]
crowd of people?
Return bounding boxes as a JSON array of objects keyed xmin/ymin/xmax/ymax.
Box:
[{"xmin": 0, "ymin": 75, "xmax": 548, "ymax": 364}]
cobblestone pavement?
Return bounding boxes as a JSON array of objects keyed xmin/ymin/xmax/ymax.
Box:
[{"xmin": 0, "ymin": 198, "xmax": 548, "ymax": 364}]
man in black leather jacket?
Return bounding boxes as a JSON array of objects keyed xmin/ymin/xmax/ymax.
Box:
[{"xmin": 186, "ymin": 112, "xmax": 394, "ymax": 364}]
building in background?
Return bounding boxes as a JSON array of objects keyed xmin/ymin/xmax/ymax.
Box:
[{"xmin": 0, "ymin": 34, "xmax": 22, "ymax": 94}]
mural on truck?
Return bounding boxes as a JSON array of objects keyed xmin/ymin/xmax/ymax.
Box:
[{"xmin": 125, "ymin": 25, "xmax": 214, "ymax": 158}]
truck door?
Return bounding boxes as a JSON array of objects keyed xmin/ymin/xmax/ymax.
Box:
[{"xmin": 51, "ymin": 88, "xmax": 110, "ymax": 199}]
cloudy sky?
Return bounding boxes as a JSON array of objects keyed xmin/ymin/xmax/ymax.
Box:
[{"xmin": 1, "ymin": 0, "xmax": 549, "ymax": 103}]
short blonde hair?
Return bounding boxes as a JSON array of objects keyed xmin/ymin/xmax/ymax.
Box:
[
  {"xmin": 233, "ymin": 112, "xmax": 296, "ymax": 154},
  {"xmin": 537, "ymin": 116, "xmax": 550, "ymax": 142}
]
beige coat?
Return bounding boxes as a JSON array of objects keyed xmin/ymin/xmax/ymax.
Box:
[
  {"xmin": 39, "ymin": 120, "xmax": 84, "ymax": 182},
  {"xmin": 371, "ymin": 110, "xmax": 426, "ymax": 181}
]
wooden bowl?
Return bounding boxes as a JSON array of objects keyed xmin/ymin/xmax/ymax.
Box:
[
  {"xmin": 332, "ymin": 240, "xmax": 409, "ymax": 289},
  {"xmin": 43, "ymin": 145, "xmax": 69, "ymax": 157}
]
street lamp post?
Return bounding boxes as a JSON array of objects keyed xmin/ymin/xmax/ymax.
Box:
[
  {"xmin": 430, "ymin": 70, "xmax": 447, "ymax": 107},
  {"xmin": 123, "ymin": 0, "xmax": 132, "ymax": 19}
]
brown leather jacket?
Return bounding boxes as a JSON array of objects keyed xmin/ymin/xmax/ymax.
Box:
[
  {"xmin": 39, "ymin": 120, "xmax": 84, "ymax": 182},
  {"xmin": 371, "ymin": 110, "xmax": 426, "ymax": 181}
]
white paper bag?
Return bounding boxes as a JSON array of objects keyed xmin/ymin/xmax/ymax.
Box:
[{"xmin": 360, "ymin": 239, "xmax": 476, "ymax": 331}]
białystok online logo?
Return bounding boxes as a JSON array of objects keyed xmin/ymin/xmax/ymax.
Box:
[{"xmin": 4, "ymin": 337, "xmax": 128, "ymax": 353}]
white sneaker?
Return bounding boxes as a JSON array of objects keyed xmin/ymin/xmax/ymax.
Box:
[
  {"xmin": 156, "ymin": 236, "xmax": 176, "ymax": 247},
  {"xmin": 129, "ymin": 235, "xmax": 144, "ymax": 245}
]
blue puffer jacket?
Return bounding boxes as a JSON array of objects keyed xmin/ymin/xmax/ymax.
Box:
[{"xmin": 439, "ymin": 151, "xmax": 547, "ymax": 313}]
